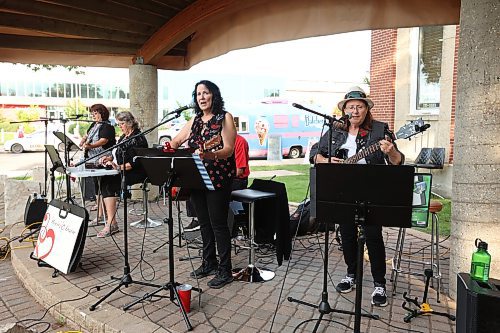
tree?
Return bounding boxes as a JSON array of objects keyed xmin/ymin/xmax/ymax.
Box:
[
  {"xmin": 16, "ymin": 106, "xmax": 43, "ymax": 132},
  {"xmin": 64, "ymin": 98, "xmax": 87, "ymax": 117},
  {"xmin": 24, "ymin": 64, "xmax": 85, "ymax": 75}
]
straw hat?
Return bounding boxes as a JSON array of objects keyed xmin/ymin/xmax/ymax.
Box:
[{"xmin": 337, "ymin": 86, "xmax": 374, "ymax": 110}]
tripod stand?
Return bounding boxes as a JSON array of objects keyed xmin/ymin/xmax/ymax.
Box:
[
  {"xmin": 402, "ymin": 268, "xmax": 456, "ymax": 322},
  {"xmin": 124, "ymin": 150, "xmax": 209, "ymax": 330},
  {"xmin": 290, "ymin": 163, "xmax": 415, "ymax": 333},
  {"xmin": 88, "ymin": 135, "xmax": 162, "ymax": 311}
]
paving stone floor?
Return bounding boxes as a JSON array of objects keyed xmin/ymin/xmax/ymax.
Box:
[{"xmin": 4, "ymin": 197, "xmax": 456, "ymax": 333}]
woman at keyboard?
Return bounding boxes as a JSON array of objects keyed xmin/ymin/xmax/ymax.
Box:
[
  {"xmin": 79, "ymin": 104, "xmax": 116, "ymax": 222},
  {"xmin": 97, "ymin": 111, "xmax": 148, "ymax": 238}
]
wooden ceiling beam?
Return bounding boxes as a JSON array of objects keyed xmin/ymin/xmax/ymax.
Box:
[
  {"xmin": 0, "ymin": 12, "xmax": 148, "ymax": 43},
  {"xmin": 0, "ymin": 0, "xmax": 157, "ymax": 34},
  {"xmin": 151, "ymin": 0, "xmax": 191, "ymax": 11},
  {"xmin": 109, "ymin": 0, "xmax": 180, "ymax": 18},
  {"xmin": 137, "ymin": 0, "xmax": 267, "ymax": 64},
  {"xmin": 0, "ymin": 34, "xmax": 138, "ymax": 54},
  {"xmin": 40, "ymin": 0, "xmax": 167, "ymax": 26}
]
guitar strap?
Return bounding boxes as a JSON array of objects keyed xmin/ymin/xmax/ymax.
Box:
[{"xmin": 371, "ymin": 121, "xmax": 386, "ymax": 142}]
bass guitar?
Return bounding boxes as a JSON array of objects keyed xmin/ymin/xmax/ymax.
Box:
[{"xmin": 335, "ymin": 118, "xmax": 429, "ymax": 164}]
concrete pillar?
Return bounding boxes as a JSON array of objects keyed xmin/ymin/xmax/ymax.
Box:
[
  {"xmin": 4, "ymin": 179, "xmax": 40, "ymax": 225},
  {"xmin": 129, "ymin": 64, "xmax": 159, "ymax": 198},
  {"xmin": 449, "ymin": 0, "xmax": 500, "ymax": 298},
  {"xmin": 129, "ymin": 64, "xmax": 158, "ymax": 146}
]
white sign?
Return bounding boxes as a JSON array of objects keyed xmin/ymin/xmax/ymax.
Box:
[{"xmin": 34, "ymin": 204, "xmax": 84, "ymax": 274}]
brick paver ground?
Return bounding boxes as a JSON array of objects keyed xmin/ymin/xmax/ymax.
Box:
[{"xmin": 4, "ymin": 195, "xmax": 456, "ymax": 333}]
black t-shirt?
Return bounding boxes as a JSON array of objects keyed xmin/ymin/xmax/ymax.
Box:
[{"xmin": 98, "ymin": 123, "xmax": 116, "ymax": 149}]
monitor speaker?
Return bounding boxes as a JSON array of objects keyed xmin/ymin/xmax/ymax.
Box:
[
  {"xmin": 24, "ymin": 194, "xmax": 48, "ymax": 229},
  {"xmin": 456, "ymin": 273, "xmax": 500, "ymax": 333}
]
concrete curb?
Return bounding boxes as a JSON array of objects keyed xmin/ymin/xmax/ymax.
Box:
[{"xmin": 9, "ymin": 224, "xmax": 170, "ymax": 333}]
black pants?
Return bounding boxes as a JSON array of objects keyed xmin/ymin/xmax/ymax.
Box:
[
  {"xmin": 190, "ymin": 186, "xmax": 233, "ymax": 274},
  {"xmin": 231, "ymin": 177, "xmax": 248, "ymax": 191},
  {"xmin": 339, "ymin": 223, "xmax": 386, "ymax": 286}
]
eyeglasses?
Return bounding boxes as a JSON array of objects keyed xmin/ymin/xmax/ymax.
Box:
[
  {"xmin": 346, "ymin": 105, "xmax": 367, "ymax": 111},
  {"xmin": 91, "ymin": 110, "xmax": 99, "ymax": 114},
  {"xmin": 345, "ymin": 91, "xmax": 366, "ymax": 99}
]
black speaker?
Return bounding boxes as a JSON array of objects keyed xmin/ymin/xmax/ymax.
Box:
[
  {"xmin": 79, "ymin": 177, "xmax": 96, "ymax": 201},
  {"xmin": 24, "ymin": 194, "xmax": 48, "ymax": 229},
  {"xmin": 456, "ymin": 273, "xmax": 500, "ymax": 333}
]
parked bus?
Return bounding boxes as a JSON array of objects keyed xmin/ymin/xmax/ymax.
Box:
[{"xmin": 230, "ymin": 99, "xmax": 327, "ymax": 159}]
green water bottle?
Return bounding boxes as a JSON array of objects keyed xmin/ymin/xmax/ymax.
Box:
[{"xmin": 470, "ymin": 238, "xmax": 491, "ymax": 282}]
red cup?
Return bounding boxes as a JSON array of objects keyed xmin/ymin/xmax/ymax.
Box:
[{"xmin": 177, "ymin": 284, "xmax": 192, "ymax": 313}]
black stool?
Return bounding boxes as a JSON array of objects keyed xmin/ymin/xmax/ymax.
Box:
[{"xmin": 231, "ymin": 188, "xmax": 276, "ymax": 282}]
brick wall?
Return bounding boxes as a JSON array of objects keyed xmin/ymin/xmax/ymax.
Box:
[
  {"xmin": 449, "ymin": 26, "xmax": 459, "ymax": 164},
  {"xmin": 370, "ymin": 29, "xmax": 398, "ymax": 130}
]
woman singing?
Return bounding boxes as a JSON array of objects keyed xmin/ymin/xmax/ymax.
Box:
[{"xmin": 170, "ymin": 80, "xmax": 236, "ymax": 289}]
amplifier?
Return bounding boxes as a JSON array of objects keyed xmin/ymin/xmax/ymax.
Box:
[
  {"xmin": 456, "ymin": 273, "xmax": 500, "ymax": 333},
  {"xmin": 24, "ymin": 194, "xmax": 48, "ymax": 229}
]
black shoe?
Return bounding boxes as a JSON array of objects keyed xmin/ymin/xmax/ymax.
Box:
[
  {"xmin": 184, "ymin": 218, "xmax": 200, "ymax": 232},
  {"xmin": 335, "ymin": 275, "xmax": 355, "ymax": 293},
  {"xmin": 207, "ymin": 269, "xmax": 233, "ymax": 289},
  {"xmin": 371, "ymin": 284, "xmax": 388, "ymax": 307},
  {"xmin": 190, "ymin": 261, "xmax": 217, "ymax": 279}
]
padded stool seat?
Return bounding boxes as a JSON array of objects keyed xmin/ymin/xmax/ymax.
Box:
[
  {"xmin": 391, "ymin": 199, "xmax": 444, "ymax": 302},
  {"xmin": 429, "ymin": 200, "xmax": 443, "ymax": 213},
  {"xmin": 231, "ymin": 189, "xmax": 276, "ymax": 203},
  {"xmin": 231, "ymin": 189, "xmax": 276, "ymax": 282}
]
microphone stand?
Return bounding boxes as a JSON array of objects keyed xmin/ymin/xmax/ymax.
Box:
[
  {"xmin": 287, "ymin": 104, "xmax": 379, "ymax": 332},
  {"xmin": 81, "ymin": 108, "xmax": 186, "ymax": 311},
  {"xmin": 9, "ymin": 118, "xmax": 54, "ymax": 197}
]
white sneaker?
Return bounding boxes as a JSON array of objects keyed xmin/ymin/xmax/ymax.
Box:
[
  {"xmin": 335, "ymin": 275, "xmax": 355, "ymax": 293},
  {"xmin": 371, "ymin": 286, "xmax": 388, "ymax": 307}
]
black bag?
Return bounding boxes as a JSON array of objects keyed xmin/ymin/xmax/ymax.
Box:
[{"xmin": 290, "ymin": 199, "xmax": 313, "ymax": 236}]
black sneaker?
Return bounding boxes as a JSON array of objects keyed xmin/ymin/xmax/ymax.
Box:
[
  {"xmin": 190, "ymin": 261, "xmax": 217, "ymax": 279},
  {"xmin": 207, "ymin": 269, "xmax": 233, "ymax": 289},
  {"xmin": 371, "ymin": 285, "xmax": 388, "ymax": 307},
  {"xmin": 184, "ymin": 218, "xmax": 200, "ymax": 232},
  {"xmin": 335, "ymin": 275, "xmax": 355, "ymax": 293}
]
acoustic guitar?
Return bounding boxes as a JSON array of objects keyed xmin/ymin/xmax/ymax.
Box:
[{"xmin": 334, "ymin": 118, "xmax": 429, "ymax": 164}]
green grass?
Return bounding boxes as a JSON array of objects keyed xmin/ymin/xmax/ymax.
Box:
[
  {"xmin": 249, "ymin": 163, "xmax": 451, "ymax": 237},
  {"xmin": 249, "ymin": 164, "xmax": 311, "ymax": 203}
]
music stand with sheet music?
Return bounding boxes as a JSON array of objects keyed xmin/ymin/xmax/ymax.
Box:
[
  {"xmin": 123, "ymin": 148, "xmax": 211, "ymax": 330},
  {"xmin": 45, "ymin": 145, "xmax": 66, "ymax": 200},
  {"xmin": 289, "ymin": 163, "xmax": 415, "ymax": 333},
  {"xmin": 53, "ymin": 130, "xmax": 81, "ymax": 153}
]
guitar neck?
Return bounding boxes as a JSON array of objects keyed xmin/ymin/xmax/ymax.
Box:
[{"xmin": 343, "ymin": 142, "xmax": 381, "ymax": 164}]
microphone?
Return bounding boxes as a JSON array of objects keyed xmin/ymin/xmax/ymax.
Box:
[
  {"xmin": 337, "ymin": 113, "xmax": 352, "ymax": 124},
  {"xmin": 166, "ymin": 103, "xmax": 195, "ymax": 116}
]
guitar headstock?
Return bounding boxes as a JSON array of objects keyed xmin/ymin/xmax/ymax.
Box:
[{"xmin": 395, "ymin": 118, "xmax": 430, "ymax": 140}]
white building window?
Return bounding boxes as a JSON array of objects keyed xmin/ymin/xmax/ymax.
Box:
[{"xmin": 410, "ymin": 26, "xmax": 444, "ymax": 115}]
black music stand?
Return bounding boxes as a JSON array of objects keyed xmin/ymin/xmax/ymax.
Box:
[
  {"xmin": 53, "ymin": 131, "xmax": 81, "ymax": 153},
  {"xmin": 123, "ymin": 148, "xmax": 210, "ymax": 331},
  {"xmin": 45, "ymin": 145, "xmax": 65, "ymax": 200},
  {"xmin": 289, "ymin": 164, "xmax": 414, "ymax": 333}
]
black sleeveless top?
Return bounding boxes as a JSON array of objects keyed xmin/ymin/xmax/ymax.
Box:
[{"xmin": 187, "ymin": 112, "xmax": 235, "ymax": 189}]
